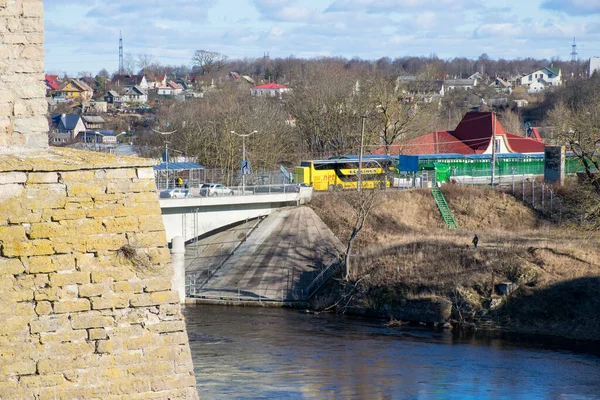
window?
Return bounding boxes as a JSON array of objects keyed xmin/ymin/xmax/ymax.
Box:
[
  {"xmin": 529, "ymin": 75, "xmax": 532, "ymax": 81},
  {"xmin": 495, "ymin": 138, "xmax": 501, "ymax": 153}
]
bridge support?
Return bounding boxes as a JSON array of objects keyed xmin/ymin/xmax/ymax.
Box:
[{"xmin": 171, "ymin": 236, "xmax": 186, "ymax": 303}]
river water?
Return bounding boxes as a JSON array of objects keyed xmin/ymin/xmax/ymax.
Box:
[{"xmin": 183, "ymin": 305, "xmax": 600, "ymax": 400}]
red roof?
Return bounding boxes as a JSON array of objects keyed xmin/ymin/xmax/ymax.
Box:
[
  {"xmin": 253, "ymin": 83, "xmax": 288, "ymax": 89},
  {"xmin": 372, "ymin": 112, "xmax": 545, "ymax": 155},
  {"xmin": 45, "ymin": 74, "xmax": 60, "ymax": 90},
  {"xmin": 372, "ymin": 131, "xmax": 475, "ymax": 155}
]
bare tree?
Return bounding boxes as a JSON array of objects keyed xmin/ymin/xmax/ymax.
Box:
[
  {"xmin": 364, "ymin": 75, "xmax": 435, "ymax": 154},
  {"xmin": 499, "ymin": 109, "xmax": 524, "ymax": 135},
  {"xmin": 123, "ymin": 53, "xmax": 136, "ymax": 75},
  {"xmin": 137, "ymin": 53, "xmax": 154, "ymax": 73},
  {"xmin": 192, "ymin": 50, "xmax": 228, "ymax": 75},
  {"xmin": 344, "ymin": 190, "xmax": 377, "ymax": 280}
]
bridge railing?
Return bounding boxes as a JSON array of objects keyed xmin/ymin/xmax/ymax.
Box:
[
  {"xmin": 159, "ymin": 184, "xmax": 311, "ymax": 198},
  {"xmin": 187, "ymin": 287, "xmax": 308, "ymax": 303}
]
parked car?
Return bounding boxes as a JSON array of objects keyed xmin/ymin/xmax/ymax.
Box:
[
  {"xmin": 200, "ymin": 183, "xmax": 234, "ymax": 197},
  {"xmin": 159, "ymin": 188, "xmax": 190, "ymax": 199},
  {"xmin": 295, "ymin": 183, "xmax": 310, "ymax": 192}
]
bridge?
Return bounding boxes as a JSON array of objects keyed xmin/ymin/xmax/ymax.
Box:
[{"xmin": 159, "ymin": 185, "xmax": 313, "ymax": 243}]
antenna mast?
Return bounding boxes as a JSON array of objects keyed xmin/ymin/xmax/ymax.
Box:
[
  {"xmin": 571, "ymin": 37, "xmax": 578, "ymax": 62},
  {"xmin": 119, "ymin": 31, "xmax": 124, "ymax": 74}
]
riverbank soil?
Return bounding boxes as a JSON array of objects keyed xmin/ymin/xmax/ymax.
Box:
[{"xmin": 309, "ymin": 185, "xmax": 600, "ymax": 341}]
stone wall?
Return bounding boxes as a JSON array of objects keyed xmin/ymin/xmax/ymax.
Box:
[
  {"xmin": 0, "ymin": 148, "xmax": 198, "ymax": 399},
  {"xmin": 0, "ymin": 0, "xmax": 48, "ymax": 152}
]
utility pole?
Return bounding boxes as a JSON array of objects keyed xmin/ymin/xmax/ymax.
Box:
[
  {"xmin": 491, "ymin": 113, "xmax": 496, "ymax": 187},
  {"xmin": 231, "ymin": 130, "xmax": 257, "ymax": 194},
  {"xmin": 358, "ymin": 115, "xmax": 367, "ymax": 192}
]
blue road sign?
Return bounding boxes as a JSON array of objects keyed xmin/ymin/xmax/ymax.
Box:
[{"xmin": 241, "ymin": 160, "xmax": 251, "ymax": 175}]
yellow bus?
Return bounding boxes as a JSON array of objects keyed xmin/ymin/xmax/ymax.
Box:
[{"xmin": 293, "ymin": 156, "xmax": 394, "ymax": 191}]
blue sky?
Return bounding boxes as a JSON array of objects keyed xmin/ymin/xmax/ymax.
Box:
[{"xmin": 43, "ymin": 0, "xmax": 600, "ymax": 76}]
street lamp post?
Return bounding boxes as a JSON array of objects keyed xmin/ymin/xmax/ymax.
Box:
[
  {"xmin": 152, "ymin": 127, "xmax": 178, "ymax": 188},
  {"xmin": 358, "ymin": 116, "xmax": 367, "ymax": 192},
  {"xmin": 231, "ymin": 130, "xmax": 257, "ymax": 195}
]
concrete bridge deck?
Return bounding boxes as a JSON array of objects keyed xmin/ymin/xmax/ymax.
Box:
[{"xmin": 185, "ymin": 206, "xmax": 344, "ymax": 302}]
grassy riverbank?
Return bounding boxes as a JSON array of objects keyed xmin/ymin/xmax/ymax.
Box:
[{"xmin": 309, "ymin": 185, "xmax": 600, "ymax": 341}]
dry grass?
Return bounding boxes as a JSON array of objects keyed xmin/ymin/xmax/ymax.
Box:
[{"xmin": 310, "ymin": 187, "xmax": 600, "ymax": 339}]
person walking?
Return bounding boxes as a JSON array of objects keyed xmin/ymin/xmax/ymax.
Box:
[{"xmin": 472, "ymin": 234, "xmax": 479, "ymax": 249}]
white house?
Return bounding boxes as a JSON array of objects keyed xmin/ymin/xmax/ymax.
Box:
[
  {"xmin": 520, "ymin": 66, "xmax": 562, "ymax": 88},
  {"xmin": 444, "ymin": 79, "xmax": 477, "ymax": 91},
  {"xmin": 590, "ymin": 57, "xmax": 600, "ymax": 76},
  {"xmin": 157, "ymin": 81, "xmax": 184, "ymax": 96},
  {"xmin": 251, "ymin": 83, "xmax": 291, "ymax": 98},
  {"xmin": 121, "ymin": 86, "xmax": 148, "ymax": 104},
  {"xmin": 528, "ymin": 80, "xmax": 547, "ymax": 94}
]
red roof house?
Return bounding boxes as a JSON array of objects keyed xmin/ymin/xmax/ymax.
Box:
[
  {"xmin": 45, "ymin": 74, "xmax": 60, "ymax": 91},
  {"xmin": 373, "ymin": 112, "xmax": 545, "ymax": 155},
  {"xmin": 251, "ymin": 83, "xmax": 291, "ymax": 97}
]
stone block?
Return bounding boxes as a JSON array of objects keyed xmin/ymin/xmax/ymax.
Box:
[
  {"xmin": 35, "ymin": 301, "xmax": 52, "ymax": 316},
  {"xmin": 137, "ymin": 214, "xmax": 165, "ymax": 232},
  {"xmin": 19, "ymin": 374, "xmax": 65, "ymax": 388},
  {"xmin": 39, "ymin": 330, "xmax": 87, "ymax": 344},
  {"xmin": 25, "ymin": 254, "xmax": 75, "ymax": 273},
  {"xmin": 91, "ymin": 267, "xmax": 136, "ymax": 283},
  {"xmin": 47, "ymin": 208, "xmax": 86, "ymax": 221},
  {"xmin": 105, "ymin": 168, "xmax": 137, "ymax": 180},
  {"xmin": 102, "ymin": 216, "xmax": 139, "ymax": 233},
  {"xmin": 1, "ymin": 239, "xmax": 53, "ymax": 257},
  {"xmin": 0, "ymin": 224, "xmax": 26, "ymax": 241},
  {"xmin": 136, "ymin": 167, "xmax": 155, "ymax": 180},
  {"xmin": 53, "ymin": 298, "xmax": 91, "ymax": 313},
  {"xmin": 60, "ymin": 170, "xmax": 95, "ymax": 182},
  {"xmin": 128, "ymin": 361, "xmax": 174, "ymax": 377},
  {"xmin": 49, "ymin": 271, "xmax": 90, "ymax": 287},
  {"xmin": 91, "ymin": 294, "xmax": 129, "ymax": 310},
  {"xmin": 144, "ymin": 320, "xmax": 186, "ymax": 333},
  {"xmin": 1, "ymin": 257, "xmax": 25, "ymax": 274},
  {"xmin": 66, "ymin": 182, "xmax": 106, "ymax": 197},
  {"xmin": 78, "ymin": 283, "xmax": 106, "ymax": 298},
  {"xmin": 111, "ymin": 280, "xmax": 143, "ymax": 294},
  {"xmin": 27, "ymin": 172, "xmax": 59, "ymax": 184},
  {"xmin": 86, "ymin": 234, "xmax": 127, "ymax": 252},
  {"xmin": 88, "ymin": 328, "xmax": 107, "ymax": 340},
  {"xmin": 30, "ymin": 315, "xmax": 70, "ymax": 333},
  {"xmin": 151, "ymin": 373, "xmax": 196, "ymax": 391},
  {"xmin": 2, "ymin": 359, "xmax": 36, "ymax": 376},
  {"xmin": 143, "ymin": 278, "xmax": 172, "ymax": 293},
  {"xmin": 130, "ymin": 291, "xmax": 179, "ymax": 308},
  {"xmin": 70, "ymin": 312, "xmax": 115, "ymax": 330},
  {"xmin": 126, "ymin": 231, "xmax": 167, "ymax": 248},
  {"xmin": 0, "ymin": 171, "xmax": 26, "ymax": 184}
]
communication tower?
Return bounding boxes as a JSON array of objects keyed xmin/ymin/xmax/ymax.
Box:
[
  {"xmin": 119, "ymin": 31, "xmax": 124, "ymax": 74},
  {"xmin": 571, "ymin": 37, "xmax": 578, "ymax": 62}
]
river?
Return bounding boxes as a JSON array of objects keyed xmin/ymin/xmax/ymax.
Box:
[{"xmin": 183, "ymin": 305, "xmax": 600, "ymax": 399}]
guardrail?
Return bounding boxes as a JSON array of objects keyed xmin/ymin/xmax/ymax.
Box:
[
  {"xmin": 188, "ymin": 287, "xmax": 307, "ymax": 303},
  {"xmin": 303, "ymin": 257, "xmax": 342, "ymax": 300},
  {"xmin": 159, "ymin": 184, "xmax": 310, "ymax": 199}
]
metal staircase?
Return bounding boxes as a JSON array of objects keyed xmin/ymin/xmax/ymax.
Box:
[{"xmin": 432, "ymin": 188, "xmax": 459, "ymax": 229}]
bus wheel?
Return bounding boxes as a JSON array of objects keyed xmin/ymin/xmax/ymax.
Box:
[
  {"xmin": 336, "ymin": 184, "xmax": 343, "ymax": 191},
  {"xmin": 328, "ymin": 185, "xmax": 335, "ymax": 192}
]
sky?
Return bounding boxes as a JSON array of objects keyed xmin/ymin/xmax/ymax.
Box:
[{"xmin": 43, "ymin": 0, "xmax": 600, "ymax": 76}]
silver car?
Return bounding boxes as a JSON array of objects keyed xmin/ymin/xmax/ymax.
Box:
[
  {"xmin": 159, "ymin": 188, "xmax": 190, "ymax": 199},
  {"xmin": 199, "ymin": 183, "xmax": 234, "ymax": 197}
]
